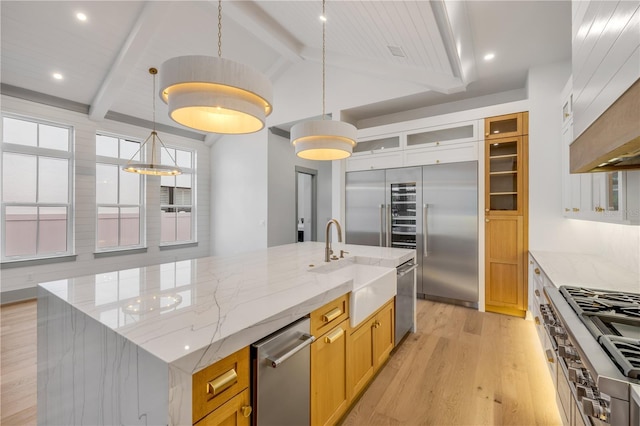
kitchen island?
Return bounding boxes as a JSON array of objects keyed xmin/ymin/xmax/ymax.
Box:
[{"xmin": 37, "ymin": 242, "xmax": 414, "ymax": 425}]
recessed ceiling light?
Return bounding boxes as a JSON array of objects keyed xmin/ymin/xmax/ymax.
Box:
[
  {"xmin": 76, "ymin": 12, "xmax": 87, "ymax": 21},
  {"xmin": 319, "ymin": 14, "xmax": 327, "ymax": 22},
  {"xmin": 484, "ymin": 53, "xmax": 495, "ymax": 61},
  {"xmin": 52, "ymin": 72, "xmax": 63, "ymax": 80}
]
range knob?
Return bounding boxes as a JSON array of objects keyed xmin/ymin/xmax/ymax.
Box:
[
  {"xmin": 581, "ymin": 397, "xmax": 610, "ymax": 422},
  {"xmin": 569, "ymin": 367, "xmax": 594, "ymax": 387},
  {"xmin": 550, "ymin": 326, "xmax": 567, "ymax": 339},
  {"xmin": 558, "ymin": 344, "xmax": 580, "ymax": 361}
]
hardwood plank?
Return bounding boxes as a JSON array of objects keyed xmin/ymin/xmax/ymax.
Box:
[{"xmin": 341, "ymin": 300, "xmax": 562, "ymax": 425}]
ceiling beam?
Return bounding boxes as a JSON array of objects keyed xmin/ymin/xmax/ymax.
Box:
[
  {"xmin": 432, "ymin": 0, "xmax": 478, "ymax": 86},
  {"xmin": 221, "ymin": 1, "xmax": 304, "ymax": 64},
  {"xmin": 88, "ymin": 2, "xmax": 172, "ymax": 121},
  {"xmin": 300, "ymin": 47, "xmax": 467, "ymax": 95}
]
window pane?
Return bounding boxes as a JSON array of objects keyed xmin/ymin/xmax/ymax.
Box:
[
  {"xmin": 175, "ymin": 188, "xmax": 192, "ymax": 205},
  {"xmin": 97, "ymin": 206, "xmax": 118, "ymax": 248},
  {"xmin": 39, "ymin": 124, "xmax": 69, "ymax": 151},
  {"xmin": 5, "ymin": 206, "xmax": 37, "ymax": 256},
  {"xmin": 176, "ymin": 150, "xmax": 192, "ymax": 168},
  {"xmin": 120, "ymin": 139, "xmax": 140, "ymax": 161},
  {"xmin": 119, "ymin": 169, "xmax": 139, "ymax": 205},
  {"xmin": 3, "ymin": 117, "xmax": 37, "ymax": 146},
  {"xmin": 2, "ymin": 152, "xmax": 36, "ymax": 202},
  {"xmin": 161, "ymin": 147, "xmax": 177, "ymax": 166},
  {"xmin": 96, "ymin": 164, "xmax": 118, "ymax": 204},
  {"xmin": 160, "ymin": 186, "xmax": 171, "ymax": 205},
  {"xmin": 96, "ymin": 134, "xmax": 119, "ymax": 158},
  {"xmin": 161, "ymin": 209, "xmax": 176, "ymax": 243},
  {"xmin": 160, "ymin": 175, "xmax": 175, "ymax": 188},
  {"xmin": 39, "ymin": 206, "xmax": 67, "ymax": 254},
  {"xmin": 177, "ymin": 209, "xmax": 192, "ymax": 241},
  {"xmin": 176, "ymin": 173, "xmax": 191, "ymax": 189},
  {"xmin": 39, "ymin": 157, "xmax": 68, "ymax": 203},
  {"xmin": 120, "ymin": 207, "xmax": 139, "ymax": 246}
]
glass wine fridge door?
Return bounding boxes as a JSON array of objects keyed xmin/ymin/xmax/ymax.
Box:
[{"xmin": 390, "ymin": 183, "xmax": 417, "ymax": 249}]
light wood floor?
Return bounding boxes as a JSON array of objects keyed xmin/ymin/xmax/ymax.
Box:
[
  {"xmin": 342, "ymin": 300, "xmax": 562, "ymax": 425},
  {"xmin": 0, "ymin": 299, "xmax": 561, "ymax": 426},
  {"xmin": 1, "ymin": 300, "xmax": 37, "ymax": 425}
]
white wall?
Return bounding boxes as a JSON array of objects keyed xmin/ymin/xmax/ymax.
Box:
[
  {"xmin": 527, "ymin": 62, "xmax": 640, "ymax": 276},
  {"xmin": 210, "ymin": 130, "xmax": 268, "ymax": 256},
  {"xmin": 0, "ymin": 96, "xmax": 211, "ymax": 301},
  {"xmin": 266, "ymin": 131, "xmax": 332, "ymax": 247}
]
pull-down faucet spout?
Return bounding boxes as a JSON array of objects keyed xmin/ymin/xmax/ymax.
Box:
[{"xmin": 325, "ymin": 219, "xmax": 343, "ymax": 262}]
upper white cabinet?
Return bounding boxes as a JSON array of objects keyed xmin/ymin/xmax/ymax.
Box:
[
  {"xmin": 347, "ymin": 121, "xmax": 479, "ymax": 172},
  {"xmin": 571, "ymin": 0, "xmax": 640, "ymax": 139},
  {"xmin": 561, "ymin": 75, "xmax": 639, "ymax": 224}
]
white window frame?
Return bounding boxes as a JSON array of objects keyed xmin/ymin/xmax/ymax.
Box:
[
  {"xmin": 1, "ymin": 114, "xmax": 74, "ymax": 262},
  {"xmin": 160, "ymin": 146, "xmax": 196, "ymax": 246},
  {"xmin": 95, "ymin": 132, "xmax": 146, "ymax": 252}
]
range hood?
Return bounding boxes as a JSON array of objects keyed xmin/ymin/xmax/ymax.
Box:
[{"xmin": 570, "ymin": 78, "xmax": 640, "ymax": 173}]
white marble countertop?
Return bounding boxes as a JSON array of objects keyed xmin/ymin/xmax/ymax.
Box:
[
  {"xmin": 529, "ymin": 250, "xmax": 640, "ymax": 293},
  {"xmin": 39, "ymin": 242, "xmax": 414, "ymax": 373}
]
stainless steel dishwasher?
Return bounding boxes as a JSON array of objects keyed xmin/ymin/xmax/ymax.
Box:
[
  {"xmin": 251, "ymin": 317, "xmax": 315, "ymax": 425},
  {"xmin": 395, "ymin": 259, "xmax": 418, "ymax": 346}
]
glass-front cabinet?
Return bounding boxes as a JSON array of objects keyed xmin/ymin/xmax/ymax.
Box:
[
  {"xmin": 486, "ymin": 136, "xmax": 523, "ymax": 214},
  {"xmin": 485, "ymin": 112, "xmax": 525, "ymax": 140}
]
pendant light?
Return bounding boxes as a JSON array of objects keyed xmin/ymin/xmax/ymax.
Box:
[
  {"xmin": 159, "ymin": 0, "xmax": 273, "ymax": 134},
  {"xmin": 290, "ymin": 0, "xmax": 357, "ymax": 160},
  {"xmin": 123, "ymin": 68, "xmax": 182, "ymax": 176}
]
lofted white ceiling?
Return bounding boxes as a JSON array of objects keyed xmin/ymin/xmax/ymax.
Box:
[{"xmin": 0, "ymin": 0, "xmax": 571, "ymax": 137}]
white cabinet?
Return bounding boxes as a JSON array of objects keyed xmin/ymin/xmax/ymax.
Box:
[
  {"xmin": 561, "ymin": 76, "xmax": 639, "ymax": 224},
  {"xmin": 347, "ymin": 121, "xmax": 479, "ymax": 172}
]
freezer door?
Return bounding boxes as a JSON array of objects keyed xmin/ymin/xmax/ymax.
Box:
[
  {"xmin": 345, "ymin": 170, "xmax": 386, "ymax": 246},
  {"xmin": 421, "ymin": 162, "xmax": 478, "ymax": 305}
]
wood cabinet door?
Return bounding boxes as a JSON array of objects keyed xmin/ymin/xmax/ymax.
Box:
[
  {"xmin": 311, "ymin": 320, "xmax": 349, "ymax": 426},
  {"xmin": 485, "ymin": 215, "xmax": 526, "ymax": 316},
  {"xmin": 373, "ymin": 301, "xmax": 394, "ymax": 368},
  {"xmin": 347, "ymin": 318, "xmax": 375, "ymax": 401},
  {"xmin": 195, "ymin": 389, "xmax": 251, "ymax": 426},
  {"xmin": 484, "ymin": 112, "xmax": 523, "ymax": 140}
]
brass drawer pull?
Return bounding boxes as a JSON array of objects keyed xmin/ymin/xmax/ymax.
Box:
[
  {"xmin": 241, "ymin": 405, "xmax": 252, "ymax": 418},
  {"xmin": 535, "ymin": 289, "xmax": 540, "ymax": 297},
  {"xmin": 325, "ymin": 327, "xmax": 344, "ymax": 344},
  {"xmin": 373, "ymin": 320, "xmax": 381, "ymax": 329},
  {"xmin": 207, "ymin": 369, "xmax": 238, "ymax": 396},
  {"xmin": 534, "ymin": 268, "xmax": 540, "ymax": 275},
  {"xmin": 545, "ymin": 349, "xmax": 555, "ymax": 364},
  {"xmin": 322, "ymin": 307, "xmax": 342, "ymax": 323},
  {"xmin": 534, "ymin": 316, "xmax": 540, "ymax": 325}
]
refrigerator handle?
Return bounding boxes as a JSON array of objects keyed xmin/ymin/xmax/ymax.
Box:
[
  {"xmin": 423, "ymin": 204, "xmax": 428, "ymax": 255},
  {"xmin": 379, "ymin": 204, "xmax": 385, "ymax": 247},
  {"xmin": 386, "ymin": 204, "xmax": 392, "ymax": 247}
]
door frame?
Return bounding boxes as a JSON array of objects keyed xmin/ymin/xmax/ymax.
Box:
[{"xmin": 295, "ymin": 166, "xmax": 318, "ymax": 242}]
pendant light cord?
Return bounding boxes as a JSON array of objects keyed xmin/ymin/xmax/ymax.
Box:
[
  {"xmin": 218, "ymin": 0, "xmax": 222, "ymax": 57},
  {"xmin": 322, "ymin": 0, "xmax": 326, "ymax": 119}
]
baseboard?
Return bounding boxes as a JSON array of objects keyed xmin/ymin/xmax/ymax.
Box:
[{"xmin": 1, "ymin": 287, "xmax": 37, "ymax": 305}]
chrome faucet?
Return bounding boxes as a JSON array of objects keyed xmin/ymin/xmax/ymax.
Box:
[{"xmin": 325, "ymin": 219, "xmax": 343, "ymax": 262}]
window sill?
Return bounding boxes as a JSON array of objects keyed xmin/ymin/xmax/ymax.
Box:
[
  {"xmin": 94, "ymin": 247, "xmax": 148, "ymax": 259},
  {"xmin": 159, "ymin": 242, "xmax": 199, "ymax": 251},
  {"xmin": 1, "ymin": 254, "xmax": 77, "ymax": 270}
]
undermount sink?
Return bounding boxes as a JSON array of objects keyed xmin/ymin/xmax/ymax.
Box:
[{"xmin": 311, "ymin": 261, "xmax": 397, "ymax": 327}]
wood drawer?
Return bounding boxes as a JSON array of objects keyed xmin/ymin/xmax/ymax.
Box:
[
  {"xmin": 195, "ymin": 388, "xmax": 252, "ymax": 426},
  {"xmin": 310, "ymin": 294, "xmax": 349, "ymax": 337},
  {"xmin": 192, "ymin": 346, "xmax": 250, "ymax": 424}
]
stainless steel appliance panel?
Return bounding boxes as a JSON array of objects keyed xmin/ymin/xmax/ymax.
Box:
[
  {"xmin": 345, "ymin": 170, "xmax": 386, "ymax": 246},
  {"xmin": 421, "ymin": 162, "xmax": 478, "ymax": 306},
  {"xmin": 395, "ymin": 260, "xmax": 418, "ymax": 346},
  {"xmin": 251, "ymin": 317, "xmax": 314, "ymax": 426}
]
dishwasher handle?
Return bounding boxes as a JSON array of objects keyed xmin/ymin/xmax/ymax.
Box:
[
  {"xmin": 397, "ymin": 262, "xmax": 418, "ymax": 277},
  {"xmin": 267, "ymin": 333, "xmax": 315, "ymax": 368}
]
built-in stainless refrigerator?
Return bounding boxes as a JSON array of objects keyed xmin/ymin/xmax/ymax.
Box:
[{"xmin": 345, "ymin": 162, "xmax": 478, "ymax": 308}]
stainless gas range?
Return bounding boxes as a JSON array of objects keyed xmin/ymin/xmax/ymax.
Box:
[{"xmin": 543, "ymin": 286, "xmax": 640, "ymax": 426}]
